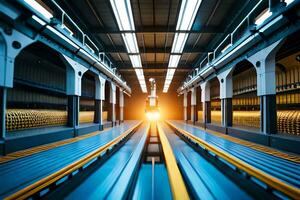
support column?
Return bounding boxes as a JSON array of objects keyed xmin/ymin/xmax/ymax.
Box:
[
  {"xmin": 67, "ymin": 95, "xmax": 79, "ymax": 128},
  {"xmin": 183, "ymin": 92, "xmax": 187, "ymax": 121},
  {"xmin": 62, "ymin": 54, "xmax": 88, "ymax": 136},
  {"xmin": 191, "ymin": 87, "xmax": 197, "ymax": 124},
  {"xmin": 260, "ymin": 95, "xmax": 277, "ymax": 134},
  {"xmin": 95, "ymin": 75, "xmax": 106, "ymax": 130},
  {"xmin": 109, "ymin": 83, "xmax": 117, "ymax": 126},
  {"xmin": 94, "ymin": 100, "xmax": 103, "ymax": 130},
  {"xmin": 0, "ymin": 88, "xmax": 7, "ymax": 139},
  {"xmin": 247, "ymin": 39, "xmax": 283, "ymax": 134},
  {"xmin": 119, "ymin": 88, "xmax": 124, "ymax": 123},
  {"xmin": 218, "ymin": 68, "xmax": 233, "ymax": 128},
  {"xmin": 201, "ymin": 82, "xmax": 211, "ymax": 128},
  {"xmin": 221, "ymin": 98, "xmax": 232, "ymax": 127}
]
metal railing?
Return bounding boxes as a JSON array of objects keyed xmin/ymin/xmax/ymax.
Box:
[
  {"xmin": 180, "ymin": 0, "xmax": 293, "ymax": 92},
  {"xmin": 19, "ymin": 0, "xmax": 127, "ymax": 88}
]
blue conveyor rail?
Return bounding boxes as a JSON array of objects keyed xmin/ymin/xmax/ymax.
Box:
[
  {"xmin": 160, "ymin": 123, "xmax": 252, "ymax": 200},
  {"xmin": 167, "ymin": 120, "xmax": 300, "ymax": 199},
  {"xmin": 0, "ymin": 121, "xmax": 141, "ymax": 199},
  {"xmin": 58, "ymin": 123, "xmax": 150, "ymax": 199}
]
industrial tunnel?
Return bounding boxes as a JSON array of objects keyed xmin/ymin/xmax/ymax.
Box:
[{"xmin": 0, "ymin": 0, "xmax": 300, "ymax": 199}]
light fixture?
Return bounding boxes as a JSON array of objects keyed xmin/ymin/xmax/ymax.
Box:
[
  {"xmin": 171, "ymin": 33, "xmax": 189, "ymax": 53},
  {"xmin": 168, "ymin": 55, "xmax": 181, "ymax": 68},
  {"xmin": 176, "ymin": 0, "xmax": 202, "ymax": 30},
  {"xmin": 255, "ymin": 9, "xmax": 272, "ymax": 26},
  {"xmin": 24, "ymin": 0, "xmax": 53, "ymax": 19},
  {"xmin": 110, "ymin": 0, "xmax": 147, "ymax": 93},
  {"xmin": 130, "ymin": 55, "xmax": 142, "ymax": 68},
  {"xmin": 110, "ymin": 0, "xmax": 135, "ymax": 30},
  {"xmin": 285, "ymin": 0, "xmax": 295, "ymax": 5},
  {"xmin": 163, "ymin": 0, "xmax": 202, "ymax": 93},
  {"xmin": 122, "ymin": 33, "xmax": 139, "ymax": 53}
]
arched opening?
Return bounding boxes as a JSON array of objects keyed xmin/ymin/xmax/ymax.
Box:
[
  {"xmin": 275, "ymin": 30, "xmax": 300, "ymax": 136},
  {"xmin": 209, "ymin": 77, "xmax": 221, "ymax": 125},
  {"xmin": 232, "ymin": 60, "xmax": 260, "ymax": 131},
  {"xmin": 79, "ymin": 71, "xmax": 95, "ymax": 125},
  {"xmin": 6, "ymin": 42, "xmax": 68, "ymax": 133}
]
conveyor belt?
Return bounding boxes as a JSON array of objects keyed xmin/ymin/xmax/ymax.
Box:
[
  {"xmin": 186, "ymin": 121, "xmax": 300, "ymax": 163},
  {"xmin": 159, "ymin": 123, "xmax": 251, "ymax": 199},
  {"xmin": 0, "ymin": 127, "xmax": 112, "ymax": 164},
  {"xmin": 0, "ymin": 121, "xmax": 141, "ymax": 199},
  {"xmin": 62, "ymin": 123, "xmax": 150, "ymax": 199},
  {"xmin": 132, "ymin": 164, "xmax": 172, "ymax": 200},
  {"xmin": 167, "ymin": 120, "xmax": 300, "ymax": 199}
]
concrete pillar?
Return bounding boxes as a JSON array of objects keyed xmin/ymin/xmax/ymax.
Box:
[
  {"xmin": 190, "ymin": 87, "xmax": 197, "ymax": 124},
  {"xmin": 183, "ymin": 92, "xmax": 187, "ymax": 121},
  {"xmin": 95, "ymin": 75, "xmax": 106, "ymax": 130},
  {"xmin": 247, "ymin": 39, "xmax": 284, "ymax": 134},
  {"xmin": 218, "ymin": 68, "xmax": 233, "ymax": 127},
  {"xmin": 62, "ymin": 54, "xmax": 88, "ymax": 136},
  {"xmin": 200, "ymin": 82, "xmax": 211, "ymax": 126},
  {"xmin": 119, "ymin": 88, "xmax": 124, "ymax": 123}
]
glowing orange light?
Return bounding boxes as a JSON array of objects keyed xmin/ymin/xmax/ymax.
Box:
[{"xmin": 146, "ymin": 111, "xmax": 160, "ymax": 121}]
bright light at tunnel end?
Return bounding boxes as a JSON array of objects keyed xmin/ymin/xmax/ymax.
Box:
[{"xmin": 146, "ymin": 111, "xmax": 160, "ymax": 121}]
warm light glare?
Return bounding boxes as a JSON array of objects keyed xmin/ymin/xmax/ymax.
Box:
[
  {"xmin": 24, "ymin": 0, "xmax": 53, "ymax": 19},
  {"xmin": 146, "ymin": 111, "xmax": 160, "ymax": 121}
]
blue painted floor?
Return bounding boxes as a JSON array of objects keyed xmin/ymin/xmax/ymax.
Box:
[
  {"xmin": 161, "ymin": 123, "xmax": 251, "ymax": 199},
  {"xmin": 65, "ymin": 123, "xmax": 148, "ymax": 199},
  {"xmin": 0, "ymin": 120, "xmax": 139, "ymax": 199},
  {"xmin": 132, "ymin": 164, "xmax": 172, "ymax": 200},
  {"xmin": 169, "ymin": 121, "xmax": 300, "ymax": 189}
]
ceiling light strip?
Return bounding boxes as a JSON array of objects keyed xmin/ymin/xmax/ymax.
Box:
[
  {"xmin": 110, "ymin": 0, "xmax": 147, "ymax": 93},
  {"xmin": 163, "ymin": 0, "xmax": 202, "ymax": 93}
]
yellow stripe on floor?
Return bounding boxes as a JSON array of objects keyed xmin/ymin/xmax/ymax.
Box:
[
  {"xmin": 171, "ymin": 121, "xmax": 300, "ymax": 163},
  {"xmin": 157, "ymin": 122, "xmax": 190, "ymax": 200}
]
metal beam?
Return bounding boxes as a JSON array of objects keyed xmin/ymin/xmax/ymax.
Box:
[
  {"xmin": 91, "ymin": 25, "xmax": 224, "ymax": 34},
  {"xmin": 105, "ymin": 46, "xmax": 208, "ymax": 54},
  {"xmin": 116, "ymin": 62, "xmax": 193, "ymax": 69},
  {"xmin": 119, "ymin": 68, "xmax": 190, "ymax": 73}
]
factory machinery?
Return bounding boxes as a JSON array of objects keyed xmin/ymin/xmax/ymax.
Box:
[{"xmin": 0, "ymin": 120, "xmax": 299, "ymax": 200}]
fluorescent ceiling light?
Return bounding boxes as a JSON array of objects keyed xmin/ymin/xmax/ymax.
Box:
[
  {"xmin": 110, "ymin": 0, "xmax": 135, "ymax": 30},
  {"xmin": 171, "ymin": 33, "xmax": 189, "ymax": 53},
  {"xmin": 24, "ymin": 0, "xmax": 53, "ymax": 19},
  {"xmin": 255, "ymin": 9, "xmax": 272, "ymax": 26},
  {"xmin": 176, "ymin": 0, "xmax": 202, "ymax": 30},
  {"xmin": 285, "ymin": 0, "xmax": 294, "ymax": 5},
  {"xmin": 122, "ymin": 33, "xmax": 139, "ymax": 53},
  {"xmin": 168, "ymin": 55, "xmax": 181, "ymax": 68},
  {"xmin": 130, "ymin": 55, "xmax": 142, "ymax": 68}
]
